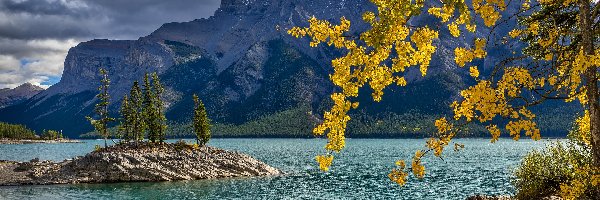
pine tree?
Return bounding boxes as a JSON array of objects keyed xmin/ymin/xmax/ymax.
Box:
[
  {"xmin": 142, "ymin": 73, "xmax": 155, "ymax": 142},
  {"xmin": 129, "ymin": 81, "xmax": 144, "ymax": 142},
  {"xmin": 114, "ymin": 72, "xmax": 167, "ymax": 144},
  {"xmin": 193, "ymin": 94, "xmax": 211, "ymax": 146},
  {"xmin": 118, "ymin": 95, "xmax": 133, "ymax": 141},
  {"xmin": 87, "ymin": 68, "xmax": 115, "ymax": 147},
  {"xmin": 151, "ymin": 73, "xmax": 167, "ymax": 143}
]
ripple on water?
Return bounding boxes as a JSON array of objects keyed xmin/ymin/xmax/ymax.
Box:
[{"xmin": 0, "ymin": 138, "xmax": 557, "ymax": 199}]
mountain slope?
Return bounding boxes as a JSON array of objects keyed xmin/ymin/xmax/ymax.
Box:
[
  {"xmin": 0, "ymin": 83, "xmax": 44, "ymax": 108},
  {"xmin": 0, "ymin": 0, "xmax": 575, "ymax": 138}
]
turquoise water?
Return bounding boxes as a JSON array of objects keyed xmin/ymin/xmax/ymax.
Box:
[{"xmin": 0, "ymin": 138, "xmax": 556, "ymax": 199}]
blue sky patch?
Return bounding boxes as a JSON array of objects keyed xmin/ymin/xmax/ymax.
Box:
[{"xmin": 42, "ymin": 76, "xmax": 61, "ymax": 86}]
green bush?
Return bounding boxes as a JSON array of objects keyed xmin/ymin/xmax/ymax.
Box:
[
  {"xmin": 41, "ymin": 129, "xmax": 63, "ymax": 140},
  {"xmin": 0, "ymin": 122, "xmax": 37, "ymax": 139},
  {"xmin": 512, "ymin": 141, "xmax": 592, "ymax": 199}
]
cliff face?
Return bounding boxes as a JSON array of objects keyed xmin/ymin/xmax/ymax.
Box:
[
  {"xmin": 0, "ymin": 0, "xmax": 524, "ymax": 137},
  {"xmin": 0, "ymin": 83, "xmax": 44, "ymax": 108}
]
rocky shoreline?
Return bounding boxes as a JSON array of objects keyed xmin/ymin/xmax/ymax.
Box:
[
  {"xmin": 466, "ymin": 195, "xmax": 563, "ymax": 200},
  {"xmin": 0, "ymin": 139, "xmax": 82, "ymax": 144},
  {"xmin": 466, "ymin": 195, "xmax": 512, "ymax": 200},
  {"xmin": 0, "ymin": 142, "xmax": 280, "ymax": 186}
]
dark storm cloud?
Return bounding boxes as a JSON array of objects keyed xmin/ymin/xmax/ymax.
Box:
[
  {"xmin": 0, "ymin": 0, "xmax": 221, "ymax": 40},
  {"xmin": 0, "ymin": 38, "xmax": 71, "ymax": 58},
  {"xmin": 2, "ymin": 0, "xmax": 90, "ymax": 17},
  {"xmin": 0, "ymin": 0, "xmax": 220, "ymax": 89},
  {"xmin": 85, "ymin": 0, "xmax": 222, "ymax": 39}
]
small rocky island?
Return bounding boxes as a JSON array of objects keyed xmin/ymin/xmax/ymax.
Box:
[
  {"xmin": 0, "ymin": 142, "xmax": 281, "ymax": 186},
  {"xmin": 0, "ymin": 71, "xmax": 280, "ymax": 186},
  {"xmin": 0, "ymin": 139, "xmax": 81, "ymax": 144}
]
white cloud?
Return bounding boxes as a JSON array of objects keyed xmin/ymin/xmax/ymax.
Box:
[
  {"xmin": 0, "ymin": 55, "xmax": 20, "ymax": 71},
  {"xmin": 0, "ymin": 38, "xmax": 80, "ymax": 89},
  {"xmin": 0, "ymin": 0, "xmax": 220, "ymax": 89}
]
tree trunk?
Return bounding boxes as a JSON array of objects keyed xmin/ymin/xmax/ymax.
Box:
[
  {"xmin": 589, "ymin": 68, "xmax": 600, "ymax": 168},
  {"xmin": 579, "ymin": 0, "xmax": 600, "ymax": 167}
]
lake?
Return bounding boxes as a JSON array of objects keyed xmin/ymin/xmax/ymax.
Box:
[{"xmin": 0, "ymin": 138, "xmax": 557, "ymax": 199}]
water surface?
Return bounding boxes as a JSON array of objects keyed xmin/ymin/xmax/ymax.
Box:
[{"xmin": 0, "ymin": 138, "xmax": 556, "ymax": 199}]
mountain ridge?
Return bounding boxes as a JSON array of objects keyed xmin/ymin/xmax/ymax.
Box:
[
  {"xmin": 0, "ymin": 83, "xmax": 44, "ymax": 109},
  {"xmin": 0, "ymin": 0, "xmax": 575, "ymax": 138}
]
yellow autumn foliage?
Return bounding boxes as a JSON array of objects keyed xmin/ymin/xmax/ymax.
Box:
[
  {"xmin": 289, "ymin": 0, "xmax": 599, "ymax": 192},
  {"xmin": 315, "ymin": 155, "xmax": 334, "ymax": 171}
]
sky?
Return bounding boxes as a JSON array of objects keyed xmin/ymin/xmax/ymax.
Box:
[{"xmin": 0, "ymin": 0, "xmax": 220, "ymax": 89}]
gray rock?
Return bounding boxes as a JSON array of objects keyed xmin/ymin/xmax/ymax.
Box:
[
  {"xmin": 0, "ymin": 142, "xmax": 281, "ymax": 186},
  {"xmin": 466, "ymin": 195, "xmax": 512, "ymax": 200}
]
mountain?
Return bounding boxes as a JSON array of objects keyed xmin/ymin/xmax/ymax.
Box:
[
  {"xmin": 0, "ymin": 83, "xmax": 44, "ymax": 108},
  {"xmin": 0, "ymin": 0, "xmax": 575, "ymax": 138}
]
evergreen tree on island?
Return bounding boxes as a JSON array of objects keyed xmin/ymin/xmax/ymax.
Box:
[
  {"xmin": 118, "ymin": 95, "xmax": 133, "ymax": 141},
  {"xmin": 142, "ymin": 73, "xmax": 154, "ymax": 141},
  {"xmin": 87, "ymin": 68, "xmax": 115, "ymax": 147},
  {"xmin": 117, "ymin": 73, "xmax": 166, "ymax": 144},
  {"xmin": 141, "ymin": 73, "xmax": 167, "ymax": 143},
  {"xmin": 129, "ymin": 81, "xmax": 145, "ymax": 142},
  {"xmin": 193, "ymin": 94, "xmax": 211, "ymax": 146},
  {"xmin": 119, "ymin": 81, "xmax": 145, "ymax": 143},
  {"xmin": 151, "ymin": 73, "xmax": 167, "ymax": 143}
]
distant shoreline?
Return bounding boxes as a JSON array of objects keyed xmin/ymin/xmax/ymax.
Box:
[{"xmin": 0, "ymin": 139, "xmax": 82, "ymax": 144}]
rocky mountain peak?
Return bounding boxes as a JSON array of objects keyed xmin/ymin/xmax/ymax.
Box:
[
  {"xmin": 13, "ymin": 83, "xmax": 43, "ymax": 92},
  {"xmin": 218, "ymin": 0, "xmax": 277, "ymax": 11},
  {"xmin": 0, "ymin": 83, "xmax": 44, "ymax": 108}
]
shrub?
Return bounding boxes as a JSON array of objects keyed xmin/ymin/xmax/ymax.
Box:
[
  {"xmin": 94, "ymin": 144, "xmax": 102, "ymax": 152},
  {"xmin": 512, "ymin": 141, "xmax": 591, "ymax": 199},
  {"xmin": 41, "ymin": 130, "xmax": 63, "ymax": 140},
  {"xmin": 513, "ymin": 112, "xmax": 599, "ymax": 199},
  {"xmin": 174, "ymin": 139, "xmax": 189, "ymax": 151}
]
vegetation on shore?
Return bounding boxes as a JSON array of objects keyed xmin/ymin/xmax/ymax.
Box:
[
  {"xmin": 0, "ymin": 121, "xmax": 66, "ymax": 141},
  {"xmin": 80, "ymin": 104, "xmax": 574, "ymax": 139},
  {"xmin": 0, "ymin": 122, "xmax": 37, "ymax": 140},
  {"xmin": 513, "ymin": 114, "xmax": 599, "ymax": 199},
  {"xmin": 40, "ymin": 130, "xmax": 64, "ymax": 140}
]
